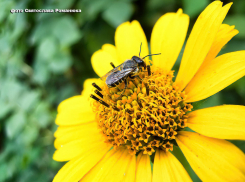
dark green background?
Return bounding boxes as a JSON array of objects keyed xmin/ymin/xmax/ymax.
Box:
[{"xmin": 0, "ymin": 0, "xmax": 244, "ymax": 181}]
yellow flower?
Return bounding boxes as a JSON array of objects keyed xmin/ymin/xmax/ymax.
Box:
[{"xmin": 53, "ymin": 1, "xmax": 245, "ymax": 182}]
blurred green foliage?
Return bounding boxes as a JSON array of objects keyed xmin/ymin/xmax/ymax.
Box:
[{"xmin": 0, "ymin": 0, "xmax": 244, "ymax": 181}]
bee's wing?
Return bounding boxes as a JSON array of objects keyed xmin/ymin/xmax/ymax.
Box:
[
  {"xmin": 100, "ymin": 61, "xmax": 127, "ymax": 81},
  {"xmin": 105, "ymin": 68, "xmax": 134, "ymax": 85}
]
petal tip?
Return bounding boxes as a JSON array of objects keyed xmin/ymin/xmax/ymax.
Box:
[{"xmin": 177, "ymin": 8, "xmax": 183, "ymax": 15}]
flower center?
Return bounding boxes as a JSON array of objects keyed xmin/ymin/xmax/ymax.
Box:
[{"xmin": 90, "ymin": 66, "xmax": 192, "ymax": 155}]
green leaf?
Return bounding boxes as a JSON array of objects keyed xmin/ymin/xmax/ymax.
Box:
[
  {"xmin": 10, "ymin": 13, "xmax": 27, "ymax": 41},
  {"xmin": 18, "ymin": 125, "xmax": 38, "ymax": 145},
  {"xmin": 49, "ymin": 52, "xmax": 72, "ymax": 73},
  {"xmin": 0, "ymin": 1, "xmax": 14, "ymax": 23},
  {"xmin": 37, "ymin": 37, "xmax": 58, "ymax": 60},
  {"xmin": 0, "ymin": 100, "xmax": 13, "ymax": 119},
  {"xmin": 102, "ymin": 1, "xmax": 134, "ymax": 28},
  {"xmin": 7, "ymin": 155, "xmax": 21, "ymax": 179},
  {"xmin": 33, "ymin": 102, "xmax": 52, "ymax": 128},
  {"xmin": 32, "ymin": 55, "xmax": 51, "ymax": 84},
  {"xmin": 33, "ymin": 37, "xmax": 58, "ymax": 84},
  {"xmin": 83, "ymin": 0, "xmax": 112, "ymax": 20},
  {"xmin": 32, "ymin": 61, "xmax": 51, "ymax": 85},
  {"xmin": 52, "ymin": 16, "xmax": 81, "ymax": 47},
  {"xmin": 0, "ymin": 163, "xmax": 8, "ymax": 182},
  {"xmin": 0, "ymin": 36, "xmax": 12, "ymax": 60},
  {"xmin": 30, "ymin": 21, "xmax": 53, "ymax": 45},
  {"xmin": 55, "ymin": 0, "xmax": 75, "ymax": 9},
  {"xmin": 6, "ymin": 111, "xmax": 26, "ymax": 139},
  {"xmin": 18, "ymin": 90, "xmax": 40, "ymax": 112},
  {"xmin": 1, "ymin": 79, "xmax": 25, "ymax": 104},
  {"xmin": 57, "ymin": 84, "xmax": 76, "ymax": 103},
  {"xmin": 182, "ymin": 0, "xmax": 209, "ymax": 18},
  {"xmin": 223, "ymin": 15, "xmax": 245, "ymax": 38}
]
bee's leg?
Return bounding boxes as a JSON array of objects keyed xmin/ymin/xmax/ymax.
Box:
[
  {"xmin": 90, "ymin": 94, "xmax": 109, "ymax": 107},
  {"xmin": 94, "ymin": 89, "xmax": 103, "ymax": 98},
  {"xmin": 140, "ymin": 65, "xmax": 151, "ymax": 75},
  {"xmin": 147, "ymin": 65, "xmax": 151, "ymax": 76},
  {"xmin": 129, "ymin": 75, "xmax": 149, "ymax": 96},
  {"xmin": 129, "ymin": 74, "xmax": 142, "ymax": 81},
  {"xmin": 110, "ymin": 62, "xmax": 116, "ymax": 68},
  {"xmin": 92, "ymin": 83, "xmax": 102, "ymax": 91},
  {"xmin": 91, "ymin": 94, "xmax": 120, "ymax": 111},
  {"xmin": 92, "ymin": 83, "xmax": 104, "ymax": 98},
  {"xmin": 115, "ymin": 79, "xmax": 127, "ymax": 101}
]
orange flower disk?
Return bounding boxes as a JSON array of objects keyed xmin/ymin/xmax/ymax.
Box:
[{"xmin": 92, "ymin": 68, "xmax": 192, "ymax": 155}]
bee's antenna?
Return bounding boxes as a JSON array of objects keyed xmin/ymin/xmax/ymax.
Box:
[
  {"xmin": 142, "ymin": 53, "xmax": 161, "ymax": 59},
  {"xmin": 139, "ymin": 42, "xmax": 142, "ymax": 57}
]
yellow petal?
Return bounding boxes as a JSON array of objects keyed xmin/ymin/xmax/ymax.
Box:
[
  {"xmin": 81, "ymin": 78, "xmax": 103, "ymax": 99},
  {"xmin": 54, "ymin": 126, "xmax": 71, "ymax": 138},
  {"xmin": 53, "ymin": 134, "xmax": 108, "ymax": 161},
  {"xmin": 54, "ymin": 121, "xmax": 94, "ymax": 138},
  {"xmin": 56, "ymin": 91, "xmax": 98, "ymax": 126},
  {"xmin": 91, "ymin": 44, "xmax": 121, "ymax": 77},
  {"xmin": 202, "ymin": 24, "xmax": 239, "ymax": 67},
  {"xmin": 123, "ymin": 154, "xmax": 137, "ymax": 182},
  {"xmin": 55, "ymin": 110, "xmax": 94, "ymax": 126},
  {"xmin": 153, "ymin": 150, "xmax": 192, "ymax": 182},
  {"xmin": 187, "ymin": 105, "xmax": 245, "ymax": 140},
  {"xmin": 53, "ymin": 144, "xmax": 110, "ymax": 182},
  {"xmin": 102, "ymin": 44, "xmax": 120, "ymax": 64},
  {"xmin": 175, "ymin": 1, "xmax": 232, "ymax": 90},
  {"xmin": 55, "ymin": 95, "xmax": 95, "ymax": 126},
  {"xmin": 57, "ymin": 95, "xmax": 85, "ymax": 113},
  {"xmin": 151, "ymin": 9, "xmax": 189, "ymax": 71},
  {"xmin": 184, "ymin": 51, "xmax": 245, "ymax": 102},
  {"xmin": 81, "ymin": 148, "xmax": 136, "ymax": 182},
  {"xmin": 136, "ymin": 152, "xmax": 152, "ymax": 182},
  {"xmin": 115, "ymin": 21, "xmax": 149, "ymax": 63},
  {"xmin": 176, "ymin": 131, "xmax": 245, "ymax": 182},
  {"xmin": 54, "ymin": 122, "xmax": 100, "ymax": 149}
]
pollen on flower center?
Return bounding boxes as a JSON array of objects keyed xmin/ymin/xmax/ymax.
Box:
[{"xmin": 91, "ymin": 66, "xmax": 192, "ymax": 155}]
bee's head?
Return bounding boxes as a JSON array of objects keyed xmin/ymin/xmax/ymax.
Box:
[{"xmin": 132, "ymin": 56, "xmax": 146, "ymax": 69}]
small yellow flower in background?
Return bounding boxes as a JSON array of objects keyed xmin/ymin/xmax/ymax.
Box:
[{"xmin": 53, "ymin": 1, "xmax": 245, "ymax": 182}]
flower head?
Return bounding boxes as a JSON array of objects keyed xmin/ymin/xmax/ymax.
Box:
[
  {"xmin": 91, "ymin": 66, "xmax": 192, "ymax": 155},
  {"xmin": 53, "ymin": 1, "xmax": 245, "ymax": 182}
]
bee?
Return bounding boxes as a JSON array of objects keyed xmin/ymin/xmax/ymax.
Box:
[
  {"xmin": 100, "ymin": 45, "xmax": 160, "ymax": 100},
  {"xmin": 90, "ymin": 44, "xmax": 161, "ymax": 108},
  {"xmin": 101, "ymin": 56, "xmax": 146, "ymax": 87}
]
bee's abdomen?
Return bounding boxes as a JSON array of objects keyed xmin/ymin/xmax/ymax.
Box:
[{"xmin": 106, "ymin": 77, "xmax": 125, "ymax": 88}]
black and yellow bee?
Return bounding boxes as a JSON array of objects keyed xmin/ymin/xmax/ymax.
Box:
[{"xmin": 91, "ymin": 44, "xmax": 160, "ymax": 108}]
